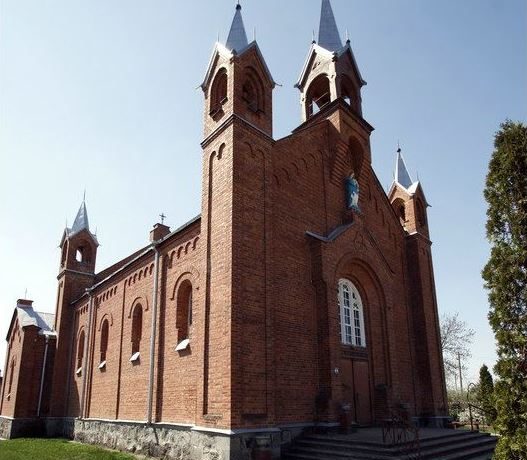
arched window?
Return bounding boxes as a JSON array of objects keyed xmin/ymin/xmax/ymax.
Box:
[
  {"xmin": 338, "ymin": 279, "xmax": 366, "ymax": 347},
  {"xmin": 77, "ymin": 330, "xmax": 85, "ymax": 373},
  {"xmin": 100, "ymin": 319, "xmax": 109, "ymax": 364},
  {"xmin": 210, "ymin": 68, "xmax": 228, "ymax": 115},
  {"xmin": 306, "ymin": 75, "xmax": 331, "ymax": 117},
  {"xmin": 131, "ymin": 304, "xmax": 143, "ymax": 356},
  {"xmin": 176, "ymin": 280, "xmax": 193, "ymax": 343}
]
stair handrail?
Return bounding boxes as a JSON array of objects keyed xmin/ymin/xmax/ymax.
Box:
[{"xmin": 466, "ymin": 382, "xmax": 495, "ymax": 431}]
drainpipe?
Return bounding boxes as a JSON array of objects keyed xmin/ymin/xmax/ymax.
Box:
[
  {"xmin": 147, "ymin": 246, "xmax": 160, "ymax": 424},
  {"xmin": 80, "ymin": 290, "xmax": 94, "ymax": 419},
  {"xmin": 37, "ymin": 334, "xmax": 51, "ymax": 417}
]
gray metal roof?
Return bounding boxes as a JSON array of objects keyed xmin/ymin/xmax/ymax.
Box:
[
  {"xmin": 71, "ymin": 200, "xmax": 89, "ymax": 233},
  {"xmin": 318, "ymin": 0, "xmax": 343, "ymax": 52},
  {"xmin": 16, "ymin": 305, "xmax": 56, "ymax": 336},
  {"xmin": 395, "ymin": 149, "xmax": 414, "ymax": 189},
  {"xmin": 226, "ymin": 4, "xmax": 248, "ymax": 53}
]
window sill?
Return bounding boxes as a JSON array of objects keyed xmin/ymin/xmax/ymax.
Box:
[
  {"xmin": 130, "ymin": 352, "xmax": 140, "ymax": 363},
  {"xmin": 98, "ymin": 361, "xmax": 107, "ymax": 370},
  {"xmin": 76, "ymin": 367, "xmax": 83, "ymax": 376},
  {"xmin": 175, "ymin": 338, "xmax": 190, "ymax": 352}
]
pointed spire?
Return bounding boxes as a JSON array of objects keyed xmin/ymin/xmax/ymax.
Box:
[
  {"xmin": 226, "ymin": 3, "xmax": 249, "ymax": 53},
  {"xmin": 318, "ymin": 0, "xmax": 343, "ymax": 52},
  {"xmin": 395, "ymin": 147, "xmax": 414, "ymax": 189},
  {"xmin": 71, "ymin": 199, "xmax": 90, "ymax": 234}
]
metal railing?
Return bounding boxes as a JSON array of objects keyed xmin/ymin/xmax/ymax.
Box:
[{"xmin": 382, "ymin": 406, "xmax": 421, "ymax": 459}]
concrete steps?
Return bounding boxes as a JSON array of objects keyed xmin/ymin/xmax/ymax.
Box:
[{"xmin": 282, "ymin": 430, "xmax": 497, "ymax": 460}]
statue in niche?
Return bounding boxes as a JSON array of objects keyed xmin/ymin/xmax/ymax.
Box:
[{"xmin": 345, "ymin": 175, "xmax": 360, "ymax": 212}]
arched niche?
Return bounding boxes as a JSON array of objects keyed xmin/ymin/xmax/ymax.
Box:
[
  {"xmin": 210, "ymin": 68, "xmax": 228, "ymax": 116},
  {"xmin": 242, "ymin": 67, "xmax": 265, "ymax": 114}
]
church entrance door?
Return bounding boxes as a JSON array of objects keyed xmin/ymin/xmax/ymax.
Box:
[{"xmin": 352, "ymin": 360, "xmax": 372, "ymax": 425}]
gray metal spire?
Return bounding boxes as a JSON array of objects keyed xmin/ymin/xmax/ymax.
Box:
[
  {"xmin": 395, "ymin": 147, "xmax": 414, "ymax": 189},
  {"xmin": 318, "ymin": 0, "xmax": 343, "ymax": 51},
  {"xmin": 226, "ymin": 4, "xmax": 249, "ymax": 53},
  {"xmin": 71, "ymin": 200, "xmax": 90, "ymax": 234}
]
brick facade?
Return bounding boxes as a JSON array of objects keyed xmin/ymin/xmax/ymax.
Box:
[{"xmin": 0, "ymin": 2, "xmax": 448, "ymax": 457}]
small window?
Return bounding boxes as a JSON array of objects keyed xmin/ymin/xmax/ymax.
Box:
[
  {"xmin": 176, "ymin": 280, "xmax": 193, "ymax": 346},
  {"xmin": 100, "ymin": 319, "xmax": 109, "ymax": 365},
  {"xmin": 338, "ymin": 279, "xmax": 366, "ymax": 347},
  {"xmin": 77, "ymin": 330, "xmax": 85, "ymax": 374},
  {"xmin": 131, "ymin": 304, "xmax": 143, "ymax": 355},
  {"xmin": 76, "ymin": 248, "xmax": 84, "ymax": 262}
]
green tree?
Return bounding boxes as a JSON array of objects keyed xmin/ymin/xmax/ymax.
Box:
[
  {"xmin": 482, "ymin": 120, "xmax": 527, "ymax": 460},
  {"xmin": 476, "ymin": 364, "xmax": 497, "ymax": 424}
]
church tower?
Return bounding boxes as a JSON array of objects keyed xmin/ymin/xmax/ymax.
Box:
[
  {"xmin": 388, "ymin": 148, "xmax": 430, "ymax": 238},
  {"xmin": 296, "ymin": 0, "xmax": 366, "ymax": 122},
  {"xmin": 199, "ymin": 4, "xmax": 275, "ymax": 427},
  {"xmin": 388, "ymin": 150, "xmax": 448, "ymax": 416},
  {"xmin": 49, "ymin": 200, "xmax": 98, "ymax": 418}
]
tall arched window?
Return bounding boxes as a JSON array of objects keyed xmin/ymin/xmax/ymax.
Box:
[
  {"xmin": 100, "ymin": 319, "xmax": 109, "ymax": 364},
  {"xmin": 131, "ymin": 304, "xmax": 143, "ymax": 356},
  {"xmin": 77, "ymin": 330, "xmax": 85, "ymax": 373},
  {"xmin": 338, "ymin": 279, "xmax": 366, "ymax": 347},
  {"xmin": 176, "ymin": 280, "xmax": 193, "ymax": 343}
]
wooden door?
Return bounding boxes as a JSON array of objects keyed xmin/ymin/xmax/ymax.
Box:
[{"xmin": 353, "ymin": 360, "xmax": 372, "ymax": 425}]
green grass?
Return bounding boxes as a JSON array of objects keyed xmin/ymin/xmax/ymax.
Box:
[{"xmin": 0, "ymin": 438, "xmax": 138, "ymax": 460}]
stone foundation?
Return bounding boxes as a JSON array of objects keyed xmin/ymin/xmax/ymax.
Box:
[
  {"xmin": 0, "ymin": 416, "xmax": 45, "ymax": 439},
  {"xmin": 0, "ymin": 416, "xmax": 321, "ymax": 459},
  {"xmin": 73, "ymin": 419, "xmax": 286, "ymax": 460}
]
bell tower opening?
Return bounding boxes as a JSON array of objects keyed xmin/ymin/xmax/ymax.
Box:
[
  {"xmin": 296, "ymin": 0, "xmax": 367, "ymax": 123},
  {"xmin": 201, "ymin": 4, "xmax": 275, "ymax": 138},
  {"xmin": 306, "ymin": 75, "xmax": 331, "ymax": 117}
]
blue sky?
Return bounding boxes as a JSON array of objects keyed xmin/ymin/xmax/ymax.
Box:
[{"xmin": 0, "ymin": 0, "xmax": 526, "ymax": 385}]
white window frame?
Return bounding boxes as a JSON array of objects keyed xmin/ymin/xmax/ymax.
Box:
[{"xmin": 338, "ymin": 279, "xmax": 366, "ymax": 347}]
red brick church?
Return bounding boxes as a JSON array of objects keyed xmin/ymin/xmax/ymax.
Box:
[{"xmin": 0, "ymin": 1, "xmax": 447, "ymax": 458}]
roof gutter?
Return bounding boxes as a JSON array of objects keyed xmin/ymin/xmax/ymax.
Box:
[
  {"xmin": 37, "ymin": 334, "xmax": 51, "ymax": 417},
  {"xmin": 147, "ymin": 244, "xmax": 161, "ymax": 425},
  {"xmin": 80, "ymin": 290, "xmax": 94, "ymax": 419}
]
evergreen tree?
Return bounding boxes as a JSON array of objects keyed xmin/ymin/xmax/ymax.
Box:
[
  {"xmin": 476, "ymin": 364, "xmax": 496, "ymax": 423},
  {"xmin": 482, "ymin": 120, "xmax": 527, "ymax": 460}
]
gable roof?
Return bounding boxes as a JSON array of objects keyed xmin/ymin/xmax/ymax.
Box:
[
  {"xmin": 201, "ymin": 41, "xmax": 275, "ymax": 91},
  {"xmin": 6, "ymin": 303, "xmax": 56, "ymax": 341},
  {"xmin": 295, "ymin": 43, "xmax": 366, "ymax": 91}
]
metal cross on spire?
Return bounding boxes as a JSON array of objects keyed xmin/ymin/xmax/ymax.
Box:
[{"xmin": 160, "ymin": 213, "xmax": 167, "ymax": 225}]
